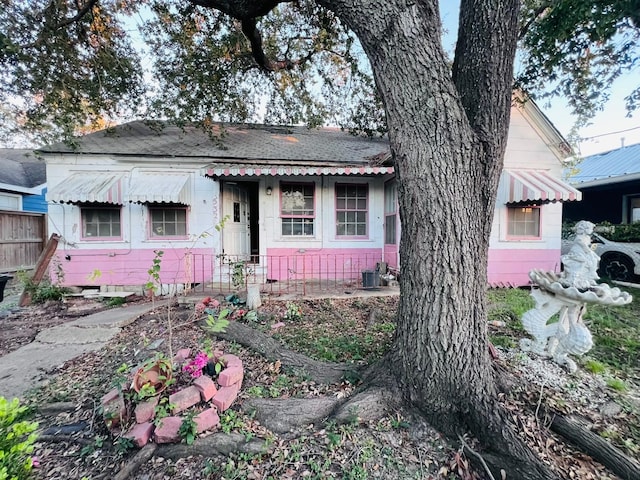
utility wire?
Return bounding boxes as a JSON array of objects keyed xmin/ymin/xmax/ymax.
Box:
[{"xmin": 582, "ymin": 125, "xmax": 640, "ymax": 140}]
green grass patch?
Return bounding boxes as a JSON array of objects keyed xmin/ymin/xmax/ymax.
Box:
[
  {"xmin": 490, "ymin": 334, "xmax": 516, "ymax": 349},
  {"xmin": 606, "ymin": 377, "xmax": 628, "ymax": 392},
  {"xmin": 583, "ymin": 359, "xmax": 607, "ymax": 375},
  {"xmin": 583, "ymin": 287, "xmax": 640, "ymax": 373},
  {"xmin": 486, "ymin": 288, "xmax": 532, "ymax": 331}
]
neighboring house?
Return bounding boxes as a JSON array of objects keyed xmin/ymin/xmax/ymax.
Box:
[
  {"xmin": 0, "ymin": 149, "xmax": 47, "ymax": 213},
  {"xmin": 563, "ymin": 143, "xmax": 640, "ymax": 224},
  {"xmin": 40, "ymin": 99, "xmax": 579, "ymax": 291},
  {"xmin": 0, "ymin": 149, "xmax": 48, "ymax": 272}
]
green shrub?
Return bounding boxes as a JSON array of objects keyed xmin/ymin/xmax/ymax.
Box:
[
  {"xmin": 564, "ymin": 221, "xmax": 640, "ymax": 242},
  {"xmin": 0, "ymin": 397, "xmax": 38, "ymax": 480},
  {"xmin": 597, "ymin": 222, "xmax": 640, "ymax": 242},
  {"xmin": 105, "ymin": 296, "xmax": 126, "ymax": 307}
]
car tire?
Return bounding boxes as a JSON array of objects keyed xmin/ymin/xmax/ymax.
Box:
[{"xmin": 599, "ymin": 254, "xmax": 635, "ymax": 282}]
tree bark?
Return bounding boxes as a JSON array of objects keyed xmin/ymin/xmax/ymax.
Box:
[
  {"xmin": 316, "ymin": 1, "xmax": 557, "ymax": 478},
  {"xmin": 550, "ymin": 413, "xmax": 640, "ymax": 479},
  {"xmin": 197, "ymin": 0, "xmax": 557, "ymax": 477}
]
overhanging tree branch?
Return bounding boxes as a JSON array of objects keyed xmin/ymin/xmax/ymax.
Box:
[
  {"xmin": 51, "ymin": 0, "xmax": 99, "ymax": 29},
  {"xmin": 188, "ymin": 0, "xmax": 289, "ymax": 20},
  {"xmin": 241, "ymin": 18, "xmax": 317, "ymax": 72},
  {"xmin": 519, "ymin": 2, "xmax": 552, "ymax": 39}
]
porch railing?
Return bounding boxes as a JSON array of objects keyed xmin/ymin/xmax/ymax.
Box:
[{"xmin": 186, "ymin": 253, "xmax": 386, "ymax": 296}]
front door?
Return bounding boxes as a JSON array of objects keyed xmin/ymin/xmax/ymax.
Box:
[{"xmin": 222, "ymin": 183, "xmax": 251, "ymax": 258}]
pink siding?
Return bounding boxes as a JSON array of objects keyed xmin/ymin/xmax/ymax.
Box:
[
  {"xmin": 53, "ymin": 248, "xmax": 214, "ymax": 287},
  {"xmin": 266, "ymin": 247, "xmax": 382, "ymax": 281},
  {"xmin": 383, "ymin": 245, "xmax": 399, "ymax": 270},
  {"xmin": 488, "ymin": 248, "xmax": 561, "ymax": 287}
]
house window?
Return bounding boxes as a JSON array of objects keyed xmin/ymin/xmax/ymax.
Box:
[
  {"xmin": 82, "ymin": 207, "xmax": 121, "ymax": 238},
  {"xmin": 507, "ymin": 206, "xmax": 541, "ymax": 238},
  {"xmin": 0, "ymin": 192, "xmax": 21, "ymax": 211},
  {"xmin": 629, "ymin": 197, "xmax": 640, "ymax": 223},
  {"xmin": 280, "ymin": 183, "xmax": 315, "ymax": 236},
  {"xmin": 384, "ymin": 181, "xmax": 397, "ymax": 244},
  {"xmin": 149, "ymin": 207, "xmax": 187, "ymax": 237},
  {"xmin": 336, "ymin": 184, "xmax": 368, "ymax": 237}
]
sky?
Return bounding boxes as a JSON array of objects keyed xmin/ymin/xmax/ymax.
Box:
[{"xmin": 441, "ymin": 2, "xmax": 640, "ymax": 158}]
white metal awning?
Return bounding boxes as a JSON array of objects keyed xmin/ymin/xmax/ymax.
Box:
[
  {"xmin": 499, "ymin": 169, "xmax": 582, "ymax": 204},
  {"xmin": 125, "ymin": 173, "xmax": 192, "ymax": 204},
  {"xmin": 47, "ymin": 172, "xmax": 123, "ymax": 204},
  {"xmin": 204, "ymin": 165, "xmax": 395, "ymax": 177}
]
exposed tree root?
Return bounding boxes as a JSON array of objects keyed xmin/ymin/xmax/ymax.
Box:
[
  {"xmin": 37, "ymin": 402, "xmax": 78, "ymax": 415},
  {"xmin": 137, "ymin": 322, "xmax": 629, "ymax": 480},
  {"xmin": 156, "ymin": 432, "xmax": 265, "ymax": 460},
  {"xmin": 241, "ymin": 397, "xmax": 340, "ymax": 433},
  {"xmin": 37, "ymin": 434, "xmax": 93, "ymax": 445},
  {"xmin": 549, "ymin": 412, "xmax": 640, "ymax": 479},
  {"xmin": 210, "ymin": 320, "xmax": 357, "ymax": 384},
  {"xmin": 114, "ymin": 443, "xmax": 157, "ymax": 480}
]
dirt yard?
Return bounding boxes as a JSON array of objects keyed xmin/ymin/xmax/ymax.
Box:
[{"xmin": 2, "ymin": 287, "xmax": 639, "ymax": 479}]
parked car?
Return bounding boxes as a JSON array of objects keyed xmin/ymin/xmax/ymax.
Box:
[{"xmin": 562, "ymin": 233, "xmax": 640, "ymax": 282}]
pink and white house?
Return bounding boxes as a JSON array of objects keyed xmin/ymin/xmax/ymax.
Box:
[{"xmin": 42, "ymin": 99, "xmax": 580, "ymax": 292}]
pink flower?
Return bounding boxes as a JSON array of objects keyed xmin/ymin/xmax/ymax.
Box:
[
  {"xmin": 210, "ymin": 299, "xmax": 220, "ymax": 308},
  {"xmin": 32, "ymin": 456, "xmax": 40, "ymax": 468},
  {"xmin": 182, "ymin": 351, "xmax": 210, "ymax": 378},
  {"xmin": 195, "ymin": 303, "xmax": 206, "ymax": 314}
]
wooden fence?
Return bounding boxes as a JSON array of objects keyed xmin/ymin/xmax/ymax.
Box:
[{"xmin": 0, "ymin": 210, "xmax": 47, "ymax": 272}]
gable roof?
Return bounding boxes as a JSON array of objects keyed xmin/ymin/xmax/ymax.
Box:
[
  {"xmin": 568, "ymin": 142, "xmax": 640, "ymax": 188},
  {"xmin": 0, "ymin": 149, "xmax": 46, "ymax": 190},
  {"xmin": 39, "ymin": 121, "xmax": 391, "ymax": 166}
]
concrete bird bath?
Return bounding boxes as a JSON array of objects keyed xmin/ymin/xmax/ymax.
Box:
[{"xmin": 520, "ymin": 221, "xmax": 632, "ymax": 372}]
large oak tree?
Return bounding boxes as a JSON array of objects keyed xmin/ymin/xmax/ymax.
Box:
[{"xmin": 2, "ymin": 1, "xmax": 638, "ymax": 478}]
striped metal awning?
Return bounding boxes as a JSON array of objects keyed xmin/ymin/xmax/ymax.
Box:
[
  {"xmin": 47, "ymin": 172, "xmax": 123, "ymax": 204},
  {"xmin": 500, "ymin": 169, "xmax": 582, "ymax": 204},
  {"xmin": 125, "ymin": 173, "xmax": 192, "ymax": 204},
  {"xmin": 204, "ymin": 165, "xmax": 395, "ymax": 177}
]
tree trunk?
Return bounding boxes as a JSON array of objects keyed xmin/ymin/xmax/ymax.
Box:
[{"xmin": 320, "ymin": 1, "xmax": 557, "ymax": 478}]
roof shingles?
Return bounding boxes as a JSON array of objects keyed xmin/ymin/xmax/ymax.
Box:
[
  {"xmin": 39, "ymin": 122, "xmax": 390, "ymax": 166},
  {"xmin": 0, "ymin": 149, "xmax": 46, "ymax": 188}
]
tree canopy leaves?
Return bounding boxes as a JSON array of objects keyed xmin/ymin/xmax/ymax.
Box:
[
  {"xmin": 518, "ymin": 0, "xmax": 640, "ymax": 122},
  {"xmin": 0, "ymin": 0, "xmax": 383, "ymax": 145},
  {"xmin": 0, "ymin": 0, "xmax": 637, "ymax": 145}
]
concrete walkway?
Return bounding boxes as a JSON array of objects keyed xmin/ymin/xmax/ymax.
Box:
[{"xmin": 0, "ymin": 303, "xmax": 156, "ymax": 400}]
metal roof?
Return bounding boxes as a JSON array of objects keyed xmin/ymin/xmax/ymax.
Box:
[
  {"xmin": 125, "ymin": 173, "xmax": 192, "ymax": 205},
  {"xmin": 38, "ymin": 122, "xmax": 391, "ymax": 166},
  {"xmin": 499, "ymin": 169, "xmax": 582, "ymax": 204},
  {"xmin": 568, "ymin": 143, "xmax": 640, "ymax": 187},
  {"xmin": 47, "ymin": 172, "xmax": 124, "ymax": 204}
]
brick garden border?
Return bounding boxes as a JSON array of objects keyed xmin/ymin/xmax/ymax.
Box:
[{"xmin": 100, "ymin": 348, "xmax": 244, "ymax": 447}]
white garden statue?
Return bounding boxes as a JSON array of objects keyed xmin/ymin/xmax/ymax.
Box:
[{"xmin": 520, "ymin": 221, "xmax": 632, "ymax": 372}]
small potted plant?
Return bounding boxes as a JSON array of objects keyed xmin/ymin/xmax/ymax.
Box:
[{"xmin": 132, "ymin": 355, "xmax": 173, "ymax": 397}]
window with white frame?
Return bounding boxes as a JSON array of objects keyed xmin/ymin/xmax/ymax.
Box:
[
  {"xmin": 507, "ymin": 206, "xmax": 541, "ymax": 238},
  {"xmin": 280, "ymin": 183, "xmax": 315, "ymax": 236},
  {"xmin": 384, "ymin": 181, "xmax": 397, "ymax": 244},
  {"xmin": 336, "ymin": 183, "xmax": 368, "ymax": 237},
  {"xmin": 149, "ymin": 206, "xmax": 187, "ymax": 237},
  {"xmin": 0, "ymin": 192, "xmax": 21, "ymax": 211},
  {"xmin": 81, "ymin": 207, "xmax": 122, "ymax": 238}
]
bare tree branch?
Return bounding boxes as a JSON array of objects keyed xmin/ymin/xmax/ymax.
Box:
[
  {"xmin": 241, "ymin": 17, "xmax": 317, "ymax": 72},
  {"xmin": 54, "ymin": 0, "xmax": 99, "ymax": 29},
  {"xmin": 188, "ymin": 0, "xmax": 289, "ymax": 20},
  {"xmin": 519, "ymin": 2, "xmax": 552, "ymax": 39}
]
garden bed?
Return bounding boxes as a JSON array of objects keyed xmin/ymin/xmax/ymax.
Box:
[{"xmin": 3, "ymin": 290, "xmax": 640, "ymax": 479}]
